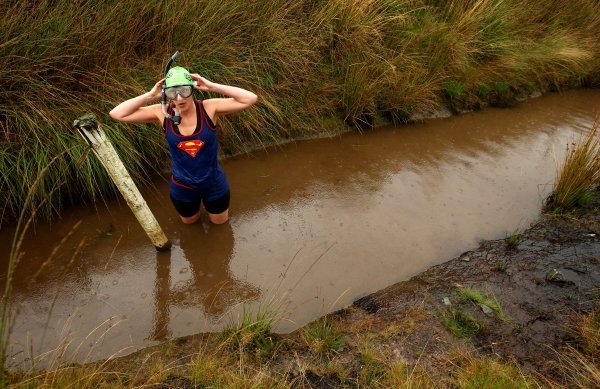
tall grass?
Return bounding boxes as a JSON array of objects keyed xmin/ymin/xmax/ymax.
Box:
[
  {"xmin": 546, "ymin": 122, "xmax": 600, "ymax": 213},
  {"xmin": 2, "ymin": 0, "xmax": 600, "ymax": 223}
]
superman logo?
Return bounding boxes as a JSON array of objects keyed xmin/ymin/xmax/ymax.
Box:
[{"xmin": 177, "ymin": 140, "xmax": 205, "ymax": 157}]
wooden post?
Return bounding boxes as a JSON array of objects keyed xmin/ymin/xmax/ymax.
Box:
[{"xmin": 74, "ymin": 114, "xmax": 171, "ymax": 251}]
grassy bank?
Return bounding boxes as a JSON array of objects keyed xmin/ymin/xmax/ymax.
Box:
[
  {"xmin": 1, "ymin": 0, "xmax": 600, "ymax": 223},
  {"xmin": 5, "ymin": 275, "xmax": 599, "ymax": 387}
]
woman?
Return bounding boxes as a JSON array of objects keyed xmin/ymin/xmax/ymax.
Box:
[{"xmin": 110, "ymin": 66, "xmax": 257, "ymax": 224}]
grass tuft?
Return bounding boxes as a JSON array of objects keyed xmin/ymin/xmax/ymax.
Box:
[
  {"xmin": 220, "ymin": 306, "xmax": 276, "ymax": 358},
  {"xmin": 455, "ymin": 355, "xmax": 538, "ymax": 388},
  {"xmin": 494, "ymin": 261, "xmax": 508, "ymax": 272},
  {"xmin": 505, "ymin": 229, "xmax": 523, "ymax": 250},
  {"xmin": 444, "ymin": 80, "xmax": 467, "ymax": 100},
  {"xmin": 189, "ymin": 355, "xmax": 224, "ymax": 387},
  {"xmin": 546, "ymin": 122, "xmax": 600, "ymax": 213},
  {"xmin": 302, "ymin": 318, "xmax": 345, "ymax": 357},
  {"xmin": 459, "ymin": 287, "xmax": 506, "ymax": 321},
  {"xmin": 442, "ymin": 308, "xmax": 484, "ymax": 338}
]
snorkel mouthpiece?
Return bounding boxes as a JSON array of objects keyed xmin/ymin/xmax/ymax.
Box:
[{"xmin": 172, "ymin": 110, "xmax": 181, "ymax": 125}]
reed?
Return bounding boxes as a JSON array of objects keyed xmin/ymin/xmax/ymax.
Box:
[
  {"xmin": 1, "ymin": 0, "xmax": 600, "ymax": 223},
  {"xmin": 546, "ymin": 122, "xmax": 600, "ymax": 213}
]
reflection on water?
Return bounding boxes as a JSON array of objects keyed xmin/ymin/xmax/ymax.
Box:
[
  {"xmin": 150, "ymin": 223, "xmax": 261, "ymax": 341},
  {"xmin": 1, "ymin": 89, "xmax": 600, "ymax": 367}
]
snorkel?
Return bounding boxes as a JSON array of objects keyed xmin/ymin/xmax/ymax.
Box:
[{"xmin": 162, "ymin": 51, "xmax": 181, "ymax": 125}]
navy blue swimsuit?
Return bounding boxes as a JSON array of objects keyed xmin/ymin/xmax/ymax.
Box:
[{"xmin": 163, "ymin": 100, "xmax": 229, "ymax": 203}]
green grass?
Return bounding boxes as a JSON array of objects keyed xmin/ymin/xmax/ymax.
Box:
[
  {"xmin": 505, "ymin": 229, "xmax": 523, "ymax": 249},
  {"xmin": 476, "ymin": 84, "xmax": 490, "ymax": 97},
  {"xmin": 444, "ymin": 80, "xmax": 466, "ymax": 100},
  {"xmin": 492, "ymin": 81, "xmax": 511, "ymax": 94},
  {"xmin": 303, "ymin": 318, "xmax": 345, "ymax": 357},
  {"xmin": 560, "ymin": 292, "xmax": 577, "ymax": 301},
  {"xmin": 358, "ymin": 342, "xmax": 388, "ymax": 386},
  {"xmin": 442, "ymin": 308, "xmax": 484, "ymax": 338},
  {"xmin": 1, "ymin": 0, "xmax": 600, "ymax": 224},
  {"xmin": 220, "ymin": 307, "xmax": 276, "ymax": 358},
  {"xmin": 494, "ymin": 261, "xmax": 508, "ymax": 272},
  {"xmin": 459, "ymin": 287, "xmax": 507, "ymax": 321}
]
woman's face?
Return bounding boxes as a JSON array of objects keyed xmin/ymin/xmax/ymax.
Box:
[{"xmin": 173, "ymin": 93, "xmax": 193, "ymax": 112}]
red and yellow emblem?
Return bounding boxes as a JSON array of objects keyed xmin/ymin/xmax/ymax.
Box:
[{"xmin": 177, "ymin": 140, "xmax": 204, "ymax": 157}]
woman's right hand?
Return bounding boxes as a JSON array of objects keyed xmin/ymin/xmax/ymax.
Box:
[{"xmin": 148, "ymin": 78, "xmax": 165, "ymax": 100}]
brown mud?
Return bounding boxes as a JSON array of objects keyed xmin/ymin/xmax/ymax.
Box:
[{"xmin": 98, "ymin": 191, "xmax": 600, "ymax": 387}]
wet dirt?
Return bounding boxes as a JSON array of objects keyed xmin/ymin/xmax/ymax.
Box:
[
  {"xmin": 346, "ymin": 200, "xmax": 600, "ymax": 375},
  {"xmin": 1, "ymin": 89, "xmax": 600, "ymax": 368}
]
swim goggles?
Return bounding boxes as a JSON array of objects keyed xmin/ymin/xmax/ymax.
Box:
[{"xmin": 165, "ymin": 85, "xmax": 193, "ymax": 100}]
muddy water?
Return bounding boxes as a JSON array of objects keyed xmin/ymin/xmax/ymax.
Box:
[{"xmin": 2, "ymin": 90, "xmax": 600, "ymax": 368}]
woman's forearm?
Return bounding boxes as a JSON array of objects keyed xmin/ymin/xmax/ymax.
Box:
[
  {"xmin": 209, "ymin": 83, "xmax": 258, "ymax": 105},
  {"xmin": 192, "ymin": 74, "xmax": 257, "ymax": 106},
  {"xmin": 109, "ymin": 92, "xmax": 157, "ymax": 120}
]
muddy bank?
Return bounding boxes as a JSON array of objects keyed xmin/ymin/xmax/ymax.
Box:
[
  {"xmin": 347, "ymin": 200, "xmax": 600, "ymax": 375},
  {"xmin": 90, "ymin": 192, "xmax": 600, "ymax": 387}
]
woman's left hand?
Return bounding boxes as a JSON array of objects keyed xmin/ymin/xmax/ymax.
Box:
[{"xmin": 191, "ymin": 73, "xmax": 214, "ymax": 92}]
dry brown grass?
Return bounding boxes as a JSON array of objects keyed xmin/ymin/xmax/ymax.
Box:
[{"xmin": 546, "ymin": 121, "xmax": 600, "ymax": 213}]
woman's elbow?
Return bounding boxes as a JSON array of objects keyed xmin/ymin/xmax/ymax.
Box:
[
  {"xmin": 109, "ymin": 109, "xmax": 123, "ymax": 121},
  {"xmin": 248, "ymin": 93, "xmax": 258, "ymax": 106}
]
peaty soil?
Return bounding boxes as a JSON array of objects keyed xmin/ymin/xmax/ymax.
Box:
[{"xmin": 100, "ymin": 195, "xmax": 600, "ymax": 387}]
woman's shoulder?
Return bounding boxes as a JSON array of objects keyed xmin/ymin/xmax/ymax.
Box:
[{"xmin": 198, "ymin": 99, "xmax": 219, "ymax": 127}]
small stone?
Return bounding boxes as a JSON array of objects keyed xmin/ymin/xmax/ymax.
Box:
[
  {"xmin": 460, "ymin": 255, "xmax": 471, "ymax": 262},
  {"xmin": 480, "ymin": 304, "xmax": 494, "ymax": 316},
  {"xmin": 546, "ymin": 268, "xmax": 564, "ymax": 282},
  {"xmin": 443, "ymin": 297, "xmax": 451, "ymax": 306}
]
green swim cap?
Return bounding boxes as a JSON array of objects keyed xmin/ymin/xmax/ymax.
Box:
[{"xmin": 165, "ymin": 66, "xmax": 194, "ymax": 87}]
